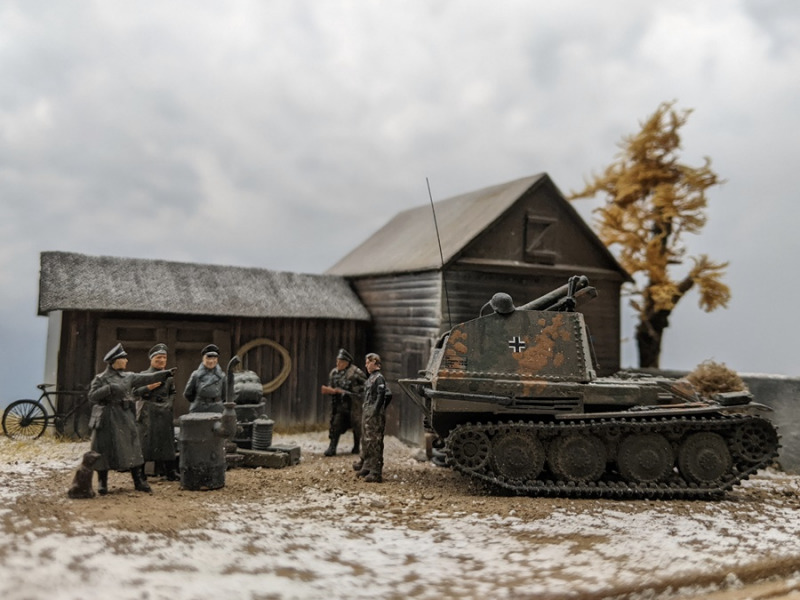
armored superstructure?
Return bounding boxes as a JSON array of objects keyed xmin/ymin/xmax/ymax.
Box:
[{"xmin": 399, "ymin": 276, "xmax": 779, "ymax": 499}]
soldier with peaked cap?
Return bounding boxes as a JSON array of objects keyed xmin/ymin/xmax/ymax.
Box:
[
  {"xmin": 320, "ymin": 348, "xmax": 366, "ymax": 457},
  {"xmin": 133, "ymin": 343, "xmax": 178, "ymax": 482},
  {"xmin": 184, "ymin": 344, "xmax": 226, "ymax": 413},
  {"xmin": 88, "ymin": 343, "xmax": 175, "ymax": 494}
]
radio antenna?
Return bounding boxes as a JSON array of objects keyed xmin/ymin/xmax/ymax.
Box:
[{"xmin": 427, "ymin": 177, "xmax": 453, "ymax": 330}]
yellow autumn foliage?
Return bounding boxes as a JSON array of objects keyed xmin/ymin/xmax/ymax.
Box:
[{"xmin": 571, "ymin": 101, "xmax": 731, "ymax": 318}]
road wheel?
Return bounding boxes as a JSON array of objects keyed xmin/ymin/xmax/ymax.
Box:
[
  {"xmin": 617, "ymin": 433, "xmax": 674, "ymax": 483},
  {"xmin": 490, "ymin": 431, "xmax": 545, "ymax": 482},
  {"xmin": 549, "ymin": 434, "xmax": 606, "ymax": 483},
  {"xmin": 678, "ymin": 432, "xmax": 732, "ymax": 484}
]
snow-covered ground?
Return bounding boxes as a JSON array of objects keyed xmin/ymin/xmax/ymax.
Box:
[{"xmin": 2, "ymin": 434, "xmax": 800, "ymax": 600}]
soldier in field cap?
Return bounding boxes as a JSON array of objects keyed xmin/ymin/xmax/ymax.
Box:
[
  {"xmin": 320, "ymin": 348, "xmax": 366, "ymax": 457},
  {"xmin": 355, "ymin": 352, "xmax": 392, "ymax": 483},
  {"xmin": 184, "ymin": 344, "xmax": 226, "ymax": 413},
  {"xmin": 133, "ymin": 343, "xmax": 178, "ymax": 482},
  {"xmin": 88, "ymin": 343, "xmax": 175, "ymax": 494}
]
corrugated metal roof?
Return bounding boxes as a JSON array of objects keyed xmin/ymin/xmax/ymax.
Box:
[
  {"xmin": 327, "ymin": 174, "xmax": 546, "ymax": 277},
  {"xmin": 38, "ymin": 251, "xmax": 371, "ymax": 321}
]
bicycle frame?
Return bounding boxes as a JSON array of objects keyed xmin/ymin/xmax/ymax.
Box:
[
  {"xmin": 39, "ymin": 384, "xmax": 85, "ymax": 417},
  {"xmin": 2, "ymin": 384, "xmax": 89, "ymax": 440}
]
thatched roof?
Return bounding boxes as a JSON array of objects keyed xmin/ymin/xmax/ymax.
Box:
[
  {"xmin": 38, "ymin": 251, "xmax": 370, "ymax": 321},
  {"xmin": 326, "ymin": 173, "xmax": 626, "ymax": 279}
]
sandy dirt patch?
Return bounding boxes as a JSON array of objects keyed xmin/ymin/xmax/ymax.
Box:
[{"xmin": 1, "ymin": 430, "xmax": 800, "ymax": 599}]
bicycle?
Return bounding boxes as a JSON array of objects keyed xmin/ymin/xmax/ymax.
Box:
[{"xmin": 2, "ymin": 384, "xmax": 90, "ymax": 440}]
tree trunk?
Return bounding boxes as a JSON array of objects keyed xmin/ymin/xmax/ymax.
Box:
[
  {"xmin": 636, "ymin": 308, "xmax": 672, "ymax": 369},
  {"xmin": 636, "ymin": 275, "xmax": 693, "ymax": 368}
]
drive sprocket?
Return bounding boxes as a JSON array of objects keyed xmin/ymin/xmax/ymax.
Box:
[{"xmin": 448, "ymin": 427, "xmax": 491, "ymax": 471}]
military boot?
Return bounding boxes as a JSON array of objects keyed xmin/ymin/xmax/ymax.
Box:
[
  {"xmin": 352, "ymin": 458, "xmax": 363, "ymax": 471},
  {"xmin": 364, "ymin": 472, "xmax": 382, "ymax": 483},
  {"xmin": 324, "ymin": 435, "xmax": 339, "ymax": 457},
  {"xmin": 164, "ymin": 460, "xmax": 179, "ymax": 481},
  {"xmin": 97, "ymin": 470, "xmax": 108, "ymax": 495},
  {"xmin": 131, "ymin": 468, "xmax": 152, "ymax": 493}
]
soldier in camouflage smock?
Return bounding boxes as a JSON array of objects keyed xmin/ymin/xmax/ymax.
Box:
[
  {"xmin": 320, "ymin": 348, "xmax": 366, "ymax": 456},
  {"xmin": 354, "ymin": 352, "xmax": 392, "ymax": 483}
]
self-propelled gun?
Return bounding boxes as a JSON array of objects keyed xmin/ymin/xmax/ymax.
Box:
[{"xmin": 398, "ymin": 276, "xmax": 779, "ymax": 499}]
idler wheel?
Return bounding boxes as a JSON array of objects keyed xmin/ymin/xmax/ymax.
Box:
[
  {"xmin": 678, "ymin": 432, "xmax": 732, "ymax": 484},
  {"xmin": 490, "ymin": 432, "xmax": 545, "ymax": 481},
  {"xmin": 448, "ymin": 428, "xmax": 491, "ymax": 471},
  {"xmin": 617, "ymin": 433, "xmax": 674, "ymax": 483},
  {"xmin": 549, "ymin": 434, "xmax": 606, "ymax": 483},
  {"xmin": 731, "ymin": 418, "xmax": 779, "ymax": 463}
]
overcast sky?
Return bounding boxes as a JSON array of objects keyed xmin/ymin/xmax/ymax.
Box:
[{"xmin": 2, "ymin": 0, "xmax": 799, "ymax": 405}]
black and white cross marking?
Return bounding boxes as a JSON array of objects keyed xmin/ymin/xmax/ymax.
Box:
[{"xmin": 508, "ymin": 336, "xmax": 527, "ymax": 353}]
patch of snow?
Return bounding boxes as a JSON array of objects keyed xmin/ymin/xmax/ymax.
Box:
[{"xmin": 2, "ymin": 436, "xmax": 800, "ymax": 599}]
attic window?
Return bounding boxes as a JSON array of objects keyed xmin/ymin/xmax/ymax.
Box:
[{"xmin": 524, "ymin": 214, "xmax": 558, "ymax": 264}]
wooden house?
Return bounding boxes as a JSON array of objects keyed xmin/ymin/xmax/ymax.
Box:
[
  {"xmin": 38, "ymin": 251, "xmax": 370, "ymax": 437},
  {"xmin": 327, "ymin": 173, "xmax": 631, "ymax": 444}
]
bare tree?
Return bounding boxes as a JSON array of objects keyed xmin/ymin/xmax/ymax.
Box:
[{"xmin": 571, "ymin": 101, "xmax": 730, "ymax": 368}]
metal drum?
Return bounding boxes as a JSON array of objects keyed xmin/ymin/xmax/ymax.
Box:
[{"xmin": 178, "ymin": 403, "xmax": 237, "ymax": 491}]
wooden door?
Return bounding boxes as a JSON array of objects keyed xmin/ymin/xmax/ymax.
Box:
[{"xmin": 95, "ymin": 318, "xmax": 231, "ymax": 418}]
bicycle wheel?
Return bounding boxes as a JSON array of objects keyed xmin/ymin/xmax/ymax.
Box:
[{"xmin": 3, "ymin": 400, "xmax": 49, "ymax": 439}]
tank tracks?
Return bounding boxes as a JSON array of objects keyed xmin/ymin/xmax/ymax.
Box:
[{"xmin": 444, "ymin": 414, "xmax": 780, "ymax": 499}]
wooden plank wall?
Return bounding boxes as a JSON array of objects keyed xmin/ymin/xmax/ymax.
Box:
[
  {"xmin": 56, "ymin": 310, "xmax": 100, "ymax": 436},
  {"xmin": 352, "ymin": 272, "xmax": 443, "ymax": 444},
  {"xmin": 579, "ymin": 278, "xmax": 622, "ymax": 377},
  {"xmin": 54, "ymin": 311, "xmax": 368, "ymax": 435},
  {"xmin": 232, "ymin": 317, "xmax": 368, "ymax": 429}
]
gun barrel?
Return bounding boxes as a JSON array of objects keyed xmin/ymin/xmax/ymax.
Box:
[{"xmin": 517, "ymin": 275, "xmax": 591, "ymax": 311}]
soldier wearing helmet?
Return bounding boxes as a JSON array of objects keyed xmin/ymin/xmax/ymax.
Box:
[{"xmin": 320, "ymin": 348, "xmax": 366, "ymax": 457}]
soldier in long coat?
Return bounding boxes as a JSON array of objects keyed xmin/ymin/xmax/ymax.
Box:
[
  {"xmin": 354, "ymin": 353, "xmax": 392, "ymax": 483},
  {"xmin": 184, "ymin": 344, "xmax": 226, "ymax": 413},
  {"xmin": 320, "ymin": 348, "xmax": 366, "ymax": 456},
  {"xmin": 133, "ymin": 343, "xmax": 178, "ymax": 482},
  {"xmin": 89, "ymin": 343, "xmax": 174, "ymax": 494}
]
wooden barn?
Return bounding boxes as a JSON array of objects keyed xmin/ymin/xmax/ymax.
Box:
[
  {"xmin": 38, "ymin": 251, "xmax": 370, "ymax": 437},
  {"xmin": 327, "ymin": 173, "xmax": 631, "ymax": 445}
]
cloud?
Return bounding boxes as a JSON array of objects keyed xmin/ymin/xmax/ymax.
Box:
[{"xmin": 1, "ymin": 0, "xmax": 800, "ymax": 403}]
